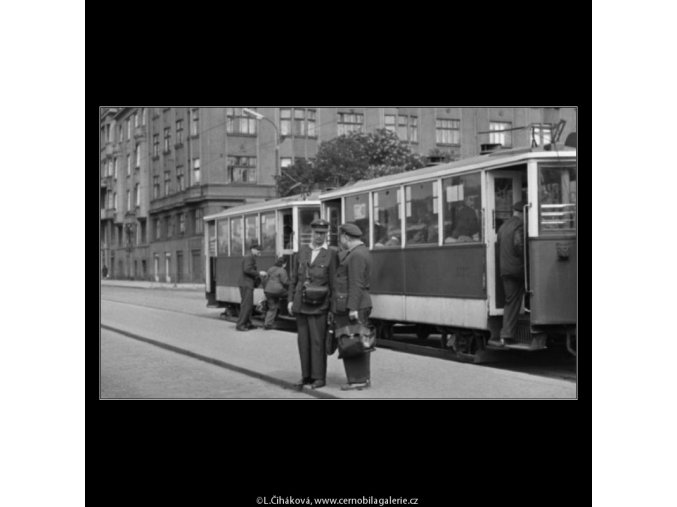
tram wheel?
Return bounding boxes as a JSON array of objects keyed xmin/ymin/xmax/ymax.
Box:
[
  {"xmin": 377, "ymin": 322, "xmax": 394, "ymax": 341},
  {"xmin": 416, "ymin": 325, "xmax": 432, "ymax": 341}
]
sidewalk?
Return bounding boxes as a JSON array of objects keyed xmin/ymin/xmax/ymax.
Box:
[
  {"xmin": 101, "ymin": 298, "xmax": 577, "ymax": 399},
  {"xmin": 102, "ymin": 279, "xmax": 204, "ymax": 291}
]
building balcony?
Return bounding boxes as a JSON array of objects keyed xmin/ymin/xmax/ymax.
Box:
[
  {"xmin": 104, "ymin": 143, "xmax": 115, "ymax": 157},
  {"xmin": 101, "ymin": 175, "xmax": 113, "ymax": 188},
  {"xmin": 125, "ymin": 209, "xmax": 136, "ymax": 218},
  {"xmin": 134, "ymin": 126, "xmax": 146, "ymax": 139},
  {"xmin": 101, "ymin": 209, "xmax": 116, "ymax": 220}
]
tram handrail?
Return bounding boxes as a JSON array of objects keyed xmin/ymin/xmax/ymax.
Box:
[{"xmin": 523, "ymin": 202, "xmax": 531, "ymax": 294}]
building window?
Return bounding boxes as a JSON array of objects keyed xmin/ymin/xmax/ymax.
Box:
[
  {"xmin": 163, "ymin": 127, "xmax": 171, "ymax": 152},
  {"xmin": 227, "ymin": 156, "xmax": 257, "ymax": 183},
  {"xmin": 179, "ymin": 213, "xmax": 185, "ymax": 235},
  {"xmin": 280, "ymin": 109, "xmax": 291, "ymax": 136},
  {"xmin": 153, "ymin": 175, "xmax": 159, "ymax": 199},
  {"xmin": 135, "ymin": 144, "xmax": 141, "ymax": 168},
  {"xmin": 192, "ymin": 158, "xmax": 201, "ymax": 185},
  {"xmin": 153, "ymin": 134, "xmax": 159, "ymax": 157},
  {"xmin": 338, "ymin": 113, "xmax": 364, "ymax": 136},
  {"xmin": 155, "ymin": 218, "xmax": 161, "ymax": 240},
  {"xmin": 141, "ymin": 108, "xmax": 146, "ymax": 125},
  {"xmin": 307, "ymin": 109, "xmax": 316, "ymax": 137},
  {"xmin": 114, "ymin": 192, "xmax": 118, "ymax": 211},
  {"xmin": 226, "ymin": 108, "xmax": 257, "ymax": 135},
  {"xmin": 126, "ymin": 190, "xmax": 131, "ymax": 211},
  {"xmin": 118, "ymin": 125, "xmax": 123, "ymax": 142},
  {"xmin": 166, "ymin": 216, "xmax": 173, "ymax": 238},
  {"xmin": 135, "ymin": 184, "xmax": 140, "ymax": 207},
  {"xmin": 126, "ymin": 118, "xmax": 131, "ymax": 140},
  {"xmin": 176, "ymin": 119, "xmax": 183, "ymax": 145},
  {"xmin": 280, "ymin": 108, "xmax": 316, "ymax": 137},
  {"xmin": 164, "ymin": 171, "xmax": 171, "ymax": 195},
  {"xmin": 177, "ymin": 170, "xmax": 184, "ymax": 192},
  {"xmin": 385, "ymin": 114, "xmax": 396, "ymax": 133},
  {"xmin": 190, "ymin": 108, "xmax": 199, "ymax": 136},
  {"xmin": 134, "ymin": 112, "xmax": 139, "ymax": 127},
  {"xmin": 532, "ymin": 123, "xmax": 552, "ymax": 147},
  {"xmin": 436, "ymin": 119, "xmax": 460, "ymax": 145},
  {"xmin": 386, "ymin": 114, "xmax": 417, "ymax": 142},
  {"xmin": 112, "ymin": 158, "xmax": 117, "ymax": 178},
  {"xmin": 106, "ymin": 124, "xmax": 111, "ymax": 143},
  {"xmin": 126, "ymin": 155, "xmax": 131, "ymax": 176},
  {"xmin": 490, "ymin": 121, "xmax": 512, "ymax": 147},
  {"xmin": 139, "ymin": 220, "xmax": 146, "ymax": 244},
  {"xmin": 107, "ymin": 190, "xmax": 113, "ymax": 209},
  {"xmin": 195, "ymin": 208, "xmax": 203, "ymax": 234}
]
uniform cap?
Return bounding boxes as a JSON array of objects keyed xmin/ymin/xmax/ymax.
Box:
[
  {"xmin": 340, "ymin": 223, "xmax": 362, "ymax": 238},
  {"xmin": 310, "ymin": 218, "xmax": 330, "ymax": 231}
]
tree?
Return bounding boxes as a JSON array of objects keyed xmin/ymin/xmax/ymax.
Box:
[{"xmin": 275, "ymin": 129, "xmax": 425, "ymax": 196}]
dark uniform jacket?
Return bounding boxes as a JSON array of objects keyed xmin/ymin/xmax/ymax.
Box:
[
  {"xmin": 497, "ymin": 216, "xmax": 524, "ymax": 278},
  {"xmin": 332, "ymin": 243, "xmax": 372, "ymax": 314},
  {"xmin": 288, "ymin": 245, "xmax": 338, "ymax": 315},
  {"xmin": 238, "ymin": 253, "xmax": 260, "ymax": 289}
]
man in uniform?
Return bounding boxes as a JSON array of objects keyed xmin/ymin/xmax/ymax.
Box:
[
  {"xmin": 333, "ymin": 223, "xmax": 373, "ymax": 391},
  {"xmin": 236, "ymin": 242, "xmax": 266, "ymax": 331},
  {"xmin": 497, "ymin": 201, "xmax": 525, "ymax": 345},
  {"xmin": 288, "ymin": 219, "xmax": 338, "ymax": 390}
]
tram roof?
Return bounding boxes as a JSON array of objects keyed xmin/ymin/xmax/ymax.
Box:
[
  {"xmin": 204, "ymin": 191, "xmax": 322, "ymax": 221},
  {"xmin": 320, "ymin": 147, "xmax": 576, "ymax": 199}
]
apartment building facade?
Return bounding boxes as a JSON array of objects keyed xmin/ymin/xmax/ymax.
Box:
[{"xmin": 100, "ymin": 106, "xmax": 577, "ymax": 283}]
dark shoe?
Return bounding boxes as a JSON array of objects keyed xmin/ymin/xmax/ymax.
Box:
[
  {"xmin": 293, "ymin": 378, "xmax": 312, "ymax": 390},
  {"xmin": 247, "ymin": 323, "xmax": 257, "ymax": 329},
  {"xmin": 235, "ymin": 326, "xmax": 250, "ymax": 332},
  {"xmin": 310, "ymin": 380, "xmax": 326, "ymax": 389},
  {"xmin": 340, "ymin": 380, "xmax": 370, "ymax": 391}
]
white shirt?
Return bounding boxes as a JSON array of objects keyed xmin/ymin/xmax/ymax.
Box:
[{"xmin": 310, "ymin": 243, "xmax": 328, "ymax": 264}]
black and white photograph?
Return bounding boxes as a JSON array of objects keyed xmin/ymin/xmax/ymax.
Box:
[{"xmin": 99, "ymin": 106, "xmax": 578, "ymax": 399}]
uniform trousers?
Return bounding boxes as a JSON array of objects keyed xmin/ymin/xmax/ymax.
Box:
[
  {"xmin": 500, "ymin": 275, "xmax": 525, "ymax": 339},
  {"xmin": 236, "ymin": 286, "xmax": 254, "ymax": 328},
  {"xmin": 335, "ymin": 308, "xmax": 372, "ymax": 384},
  {"xmin": 296, "ymin": 313, "xmax": 327, "ymax": 381}
]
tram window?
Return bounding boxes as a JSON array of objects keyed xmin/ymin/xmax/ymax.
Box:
[
  {"xmin": 442, "ymin": 174, "xmax": 481, "ymax": 243},
  {"xmin": 539, "ymin": 165, "xmax": 576, "ymax": 232},
  {"xmin": 404, "ymin": 182, "xmax": 438, "ymax": 246},
  {"xmin": 245, "ymin": 214, "xmax": 259, "ymax": 249},
  {"xmin": 230, "ymin": 217, "xmax": 243, "ymax": 256},
  {"xmin": 217, "ymin": 219, "xmax": 229, "ymax": 256},
  {"xmin": 260, "ymin": 212, "xmax": 276, "ymax": 252},
  {"xmin": 299, "ymin": 208, "xmax": 320, "ymax": 246},
  {"xmin": 373, "ymin": 187, "xmax": 401, "ymax": 248},
  {"xmin": 344, "ymin": 193, "xmax": 370, "ymax": 247}
]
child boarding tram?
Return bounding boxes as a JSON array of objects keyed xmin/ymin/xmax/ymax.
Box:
[{"xmin": 319, "ymin": 146, "xmax": 577, "ymax": 359}]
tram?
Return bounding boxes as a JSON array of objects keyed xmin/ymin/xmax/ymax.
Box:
[
  {"xmin": 319, "ymin": 147, "xmax": 577, "ymax": 357},
  {"xmin": 203, "ymin": 192, "xmax": 321, "ymax": 317}
]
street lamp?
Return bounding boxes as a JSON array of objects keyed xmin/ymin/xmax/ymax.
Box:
[{"xmin": 243, "ymin": 108, "xmax": 280, "ymax": 189}]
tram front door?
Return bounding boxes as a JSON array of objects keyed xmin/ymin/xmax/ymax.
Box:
[{"xmin": 486, "ymin": 169, "xmax": 527, "ymax": 316}]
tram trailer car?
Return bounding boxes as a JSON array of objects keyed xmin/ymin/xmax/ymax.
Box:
[
  {"xmin": 319, "ymin": 147, "xmax": 577, "ymax": 359},
  {"xmin": 204, "ymin": 193, "xmax": 322, "ymax": 318}
]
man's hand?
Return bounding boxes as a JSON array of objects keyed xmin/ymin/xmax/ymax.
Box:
[{"xmin": 287, "ymin": 302, "xmax": 294, "ymax": 316}]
